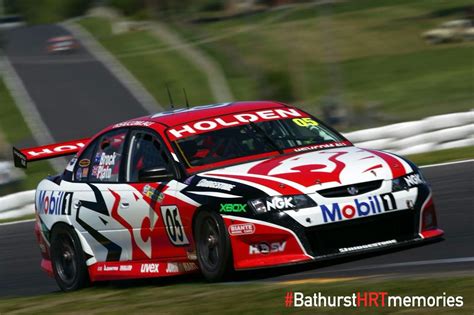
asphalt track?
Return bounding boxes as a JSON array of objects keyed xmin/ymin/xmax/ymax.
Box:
[
  {"xmin": 1, "ymin": 161, "xmax": 472, "ymax": 296},
  {"xmin": 4, "ymin": 24, "xmax": 150, "ymax": 142}
]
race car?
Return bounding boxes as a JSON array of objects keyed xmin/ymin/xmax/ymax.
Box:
[
  {"xmin": 13, "ymin": 101, "xmax": 443, "ymax": 291},
  {"xmin": 46, "ymin": 35, "xmax": 79, "ymax": 53}
]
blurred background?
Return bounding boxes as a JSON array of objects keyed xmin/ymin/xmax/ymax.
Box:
[{"xmin": 0, "ymin": 0, "xmax": 473, "ymax": 200}]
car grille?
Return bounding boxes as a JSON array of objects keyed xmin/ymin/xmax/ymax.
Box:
[
  {"xmin": 305, "ymin": 210, "xmax": 417, "ymax": 257},
  {"xmin": 317, "ymin": 180, "xmax": 383, "ymax": 198}
]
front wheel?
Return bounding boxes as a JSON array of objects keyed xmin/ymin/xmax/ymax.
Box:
[
  {"xmin": 50, "ymin": 225, "xmax": 89, "ymax": 292},
  {"xmin": 194, "ymin": 210, "xmax": 233, "ymax": 281}
]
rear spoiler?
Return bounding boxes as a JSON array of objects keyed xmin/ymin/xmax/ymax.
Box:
[{"xmin": 13, "ymin": 138, "xmax": 90, "ymax": 169}]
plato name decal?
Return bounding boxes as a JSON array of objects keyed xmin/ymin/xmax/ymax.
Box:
[
  {"xmin": 37, "ymin": 191, "xmax": 73, "ymax": 216},
  {"xmin": 168, "ymin": 108, "xmax": 303, "ymax": 140},
  {"xmin": 321, "ymin": 193, "xmax": 397, "ymax": 223}
]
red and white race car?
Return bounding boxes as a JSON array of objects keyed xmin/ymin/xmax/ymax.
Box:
[
  {"xmin": 14, "ymin": 101, "xmax": 443, "ymax": 291},
  {"xmin": 46, "ymin": 36, "xmax": 79, "ymax": 53}
]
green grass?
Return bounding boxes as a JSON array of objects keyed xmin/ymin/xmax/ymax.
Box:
[
  {"xmin": 0, "ymin": 78, "xmax": 53, "ymax": 194},
  {"xmin": 0, "ymin": 214, "xmax": 35, "ymax": 224},
  {"xmin": 0, "ymin": 276, "xmax": 472, "ymax": 313},
  {"xmin": 168, "ymin": 0, "xmax": 474, "ymax": 127},
  {"xmin": 406, "ymin": 147, "xmax": 474, "ymax": 166},
  {"xmin": 78, "ymin": 17, "xmax": 215, "ymax": 108}
]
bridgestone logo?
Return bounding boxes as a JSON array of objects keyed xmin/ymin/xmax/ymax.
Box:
[
  {"xmin": 338, "ymin": 239, "xmax": 397, "ymax": 253},
  {"xmin": 197, "ymin": 179, "xmax": 235, "ymax": 191}
]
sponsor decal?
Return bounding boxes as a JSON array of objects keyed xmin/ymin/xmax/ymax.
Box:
[
  {"xmin": 181, "ymin": 262, "xmax": 199, "ymax": 272},
  {"xmin": 166, "ymin": 263, "xmax": 179, "ymax": 273},
  {"xmin": 103, "ymin": 265, "xmax": 118, "ymax": 272},
  {"xmin": 120, "ymin": 265, "xmax": 133, "ymax": 271},
  {"xmin": 140, "ymin": 263, "xmax": 160, "ymax": 273},
  {"xmin": 266, "ymin": 196, "xmax": 295, "ymax": 211},
  {"xmin": 197, "ymin": 179, "xmax": 235, "ymax": 191},
  {"xmin": 78, "ymin": 159, "xmax": 90, "ymax": 167},
  {"xmin": 95, "ymin": 152, "xmax": 117, "ymax": 180},
  {"xmin": 168, "ymin": 108, "xmax": 303, "ymax": 139},
  {"xmin": 292, "ymin": 117, "xmax": 318, "ymax": 127},
  {"xmin": 113, "ymin": 121, "xmax": 154, "ymax": 128},
  {"xmin": 37, "ymin": 191, "xmax": 73, "ymax": 216},
  {"xmin": 25, "ymin": 140, "xmax": 86, "ymax": 159},
  {"xmin": 338, "ymin": 239, "xmax": 397, "ymax": 253},
  {"xmin": 161, "ymin": 206, "xmax": 189, "ymax": 246},
  {"xmin": 143, "ymin": 184, "xmax": 165, "ymax": 202},
  {"xmin": 404, "ymin": 173, "xmax": 424, "ymax": 187},
  {"xmin": 228, "ymin": 223, "xmax": 255, "ymax": 235},
  {"xmin": 220, "ymin": 203, "xmax": 247, "ymax": 213},
  {"xmin": 249, "ymin": 241, "xmax": 286, "ymax": 254},
  {"xmin": 321, "ymin": 193, "xmax": 397, "ymax": 223},
  {"xmin": 292, "ymin": 141, "xmax": 351, "ymax": 153}
]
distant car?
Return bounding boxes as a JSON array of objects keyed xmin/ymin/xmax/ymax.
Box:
[
  {"xmin": 421, "ymin": 19, "xmax": 474, "ymax": 44},
  {"xmin": 14, "ymin": 101, "xmax": 443, "ymax": 291},
  {"xmin": 47, "ymin": 36, "xmax": 79, "ymax": 53}
]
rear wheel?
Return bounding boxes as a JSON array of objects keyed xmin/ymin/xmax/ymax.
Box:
[
  {"xmin": 50, "ymin": 225, "xmax": 89, "ymax": 292},
  {"xmin": 195, "ymin": 210, "xmax": 233, "ymax": 281}
]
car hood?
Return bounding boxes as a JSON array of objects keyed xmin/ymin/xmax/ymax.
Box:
[{"xmin": 199, "ymin": 146, "xmax": 414, "ymax": 195}]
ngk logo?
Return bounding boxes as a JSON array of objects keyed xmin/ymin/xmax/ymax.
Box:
[
  {"xmin": 267, "ymin": 197, "xmax": 295, "ymax": 210},
  {"xmin": 249, "ymin": 241, "xmax": 286, "ymax": 254},
  {"xmin": 404, "ymin": 174, "xmax": 424, "ymax": 187}
]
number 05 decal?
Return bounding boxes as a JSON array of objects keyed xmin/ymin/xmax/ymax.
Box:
[{"xmin": 160, "ymin": 205, "xmax": 189, "ymax": 246}]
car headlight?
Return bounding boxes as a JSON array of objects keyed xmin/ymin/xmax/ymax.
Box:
[
  {"xmin": 392, "ymin": 170, "xmax": 426, "ymax": 192},
  {"xmin": 248, "ymin": 194, "xmax": 317, "ymax": 214}
]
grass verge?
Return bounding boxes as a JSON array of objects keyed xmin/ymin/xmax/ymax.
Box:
[
  {"xmin": 77, "ymin": 17, "xmax": 215, "ymax": 107},
  {"xmin": 407, "ymin": 147, "xmax": 474, "ymax": 166},
  {"xmin": 169, "ymin": 0, "xmax": 473, "ymax": 126},
  {"xmin": 0, "ymin": 276, "xmax": 472, "ymax": 313}
]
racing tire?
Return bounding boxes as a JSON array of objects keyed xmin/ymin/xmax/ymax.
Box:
[
  {"xmin": 50, "ymin": 224, "xmax": 90, "ymax": 292},
  {"xmin": 194, "ymin": 210, "xmax": 233, "ymax": 282}
]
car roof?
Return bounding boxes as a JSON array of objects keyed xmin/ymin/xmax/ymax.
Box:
[{"xmin": 130, "ymin": 101, "xmax": 290, "ymax": 127}]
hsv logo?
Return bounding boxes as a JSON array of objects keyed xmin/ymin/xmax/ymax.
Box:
[
  {"xmin": 37, "ymin": 191, "xmax": 73, "ymax": 216},
  {"xmin": 321, "ymin": 193, "xmax": 397, "ymax": 223},
  {"xmin": 266, "ymin": 196, "xmax": 295, "ymax": 210},
  {"xmin": 168, "ymin": 108, "xmax": 302, "ymax": 140},
  {"xmin": 249, "ymin": 241, "xmax": 286, "ymax": 254},
  {"xmin": 140, "ymin": 263, "xmax": 159, "ymax": 273},
  {"xmin": 228, "ymin": 223, "xmax": 255, "ymax": 236}
]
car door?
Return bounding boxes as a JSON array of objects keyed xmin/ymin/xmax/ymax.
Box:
[
  {"xmin": 70, "ymin": 128, "xmax": 140, "ymax": 263},
  {"xmin": 122, "ymin": 129, "xmax": 193, "ymax": 261}
]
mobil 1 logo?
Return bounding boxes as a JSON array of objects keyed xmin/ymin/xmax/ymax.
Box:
[{"xmin": 160, "ymin": 205, "xmax": 189, "ymax": 246}]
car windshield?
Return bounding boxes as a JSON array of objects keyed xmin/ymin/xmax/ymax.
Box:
[{"xmin": 174, "ymin": 117, "xmax": 347, "ymax": 168}]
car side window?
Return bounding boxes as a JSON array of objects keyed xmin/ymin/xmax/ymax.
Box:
[
  {"xmin": 74, "ymin": 143, "xmax": 96, "ymax": 182},
  {"xmin": 126, "ymin": 131, "xmax": 172, "ymax": 182},
  {"xmin": 89, "ymin": 129, "xmax": 128, "ymax": 183}
]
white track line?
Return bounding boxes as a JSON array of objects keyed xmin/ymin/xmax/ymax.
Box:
[
  {"xmin": 305, "ymin": 257, "xmax": 474, "ymax": 275},
  {"xmin": 420, "ymin": 159, "xmax": 474, "ymax": 169},
  {"xmin": 0, "ymin": 218, "xmax": 35, "ymax": 226}
]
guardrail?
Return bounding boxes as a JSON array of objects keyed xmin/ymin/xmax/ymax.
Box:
[
  {"xmin": 0, "ymin": 110, "xmax": 472, "ymax": 221},
  {"xmin": 0, "ymin": 190, "xmax": 35, "ymax": 221},
  {"xmin": 344, "ymin": 110, "xmax": 473, "ymax": 155}
]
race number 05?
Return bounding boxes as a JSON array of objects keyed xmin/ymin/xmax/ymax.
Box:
[
  {"xmin": 293, "ymin": 117, "xmax": 318, "ymax": 127},
  {"xmin": 160, "ymin": 205, "xmax": 189, "ymax": 246}
]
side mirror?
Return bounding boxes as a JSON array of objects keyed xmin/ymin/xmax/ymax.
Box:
[{"xmin": 138, "ymin": 167, "xmax": 174, "ymax": 182}]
